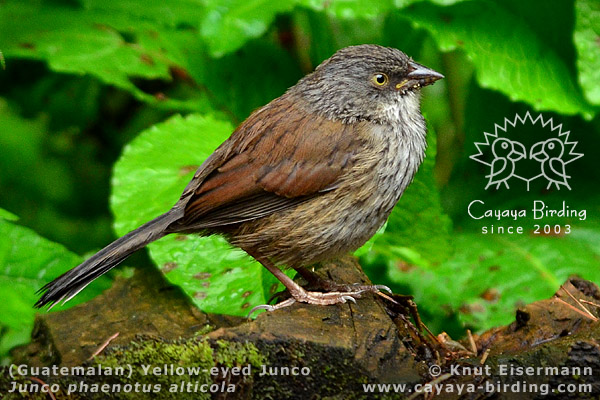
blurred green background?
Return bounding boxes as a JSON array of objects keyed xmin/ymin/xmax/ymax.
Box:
[{"xmin": 1, "ymin": 0, "xmax": 599, "ymax": 362}]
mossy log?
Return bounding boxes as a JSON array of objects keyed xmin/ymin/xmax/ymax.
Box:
[{"xmin": 3, "ymin": 257, "xmax": 600, "ymax": 399}]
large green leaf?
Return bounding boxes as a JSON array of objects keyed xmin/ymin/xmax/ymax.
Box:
[
  {"xmin": 0, "ymin": 209, "xmax": 18, "ymax": 222},
  {"xmin": 0, "ymin": 212, "xmax": 111, "ymax": 360},
  {"xmin": 387, "ymin": 228, "xmax": 600, "ymax": 331},
  {"xmin": 0, "ymin": 1, "xmax": 208, "ymax": 110},
  {"xmin": 110, "ymin": 114, "xmax": 280, "ymax": 316},
  {"xmin": 574, "ymin": 0, "xmax": 600, "ymax": 105},
  {"xmin": 400, "ymin": 1, "xmax": 595, "ymax": 118}
]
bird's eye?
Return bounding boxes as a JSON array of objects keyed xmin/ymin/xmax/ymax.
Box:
[
  {"xmin": 548, "ymin": 143, "xmax": 555, "ymax": 150},
  {"xmin": 371, "ymin": 73, "xmax": 389, "ymax": 87},
  {"xmin": 501, "ymin": 142, "xmax": 509, "ymax": 149}
]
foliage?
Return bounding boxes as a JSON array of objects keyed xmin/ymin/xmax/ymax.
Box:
[
  {"xmin": 0, "ymin": 210, "xmax": 110, "ymax": 362},
  {"xmin": 574, "ymin": 0, "xmax": 600, "ymax": 105},
  {"xmin": 1, "ymin": 0, "xmax": 599, "ymax": 360}
]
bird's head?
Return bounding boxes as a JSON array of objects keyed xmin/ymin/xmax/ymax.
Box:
[{"xmin": 293, "ymin": 44, "xmax": 444, "ymax": 124}]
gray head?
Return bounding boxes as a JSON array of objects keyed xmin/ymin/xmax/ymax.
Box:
[{"xmin": 289, "ymin": 44, "xmax": 444, "ymax": 124}]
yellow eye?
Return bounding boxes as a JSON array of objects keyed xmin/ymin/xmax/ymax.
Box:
[{"xmin": 371, "ymin": 73, "xmax": 389, "ymax": 87}]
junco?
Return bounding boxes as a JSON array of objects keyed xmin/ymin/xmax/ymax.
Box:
[{"xmin": 36, "ymin": 44, "xmax": 443, "ymax": 313}]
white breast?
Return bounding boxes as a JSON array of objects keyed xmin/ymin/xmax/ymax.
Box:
[{"xmin": 374, "ymin": 91, "xmax": 427, "ymax": 214}]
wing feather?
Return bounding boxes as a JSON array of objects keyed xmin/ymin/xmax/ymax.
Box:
[{"xmin": 170, "ymin": 96, "xmax": 357, "ymax": 230}]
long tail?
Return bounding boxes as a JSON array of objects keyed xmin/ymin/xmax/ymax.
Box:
[{"xmin": 35, "ymin": 211, "xmax": 179, "ymax": 309}]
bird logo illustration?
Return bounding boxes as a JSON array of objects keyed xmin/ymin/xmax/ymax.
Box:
[
  {"xmin": 530, "ymin": 138, "xmax": 571, "ymax": 190},
  {"xmin": 485, "ymin": 138, "xmax": 526, "ymax": 190},
  {"xmin": 471, "ymin": 113, "xmax": 583, "ymax": 191}
]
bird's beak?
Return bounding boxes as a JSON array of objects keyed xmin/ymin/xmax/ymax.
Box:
[
  {"xmin": 530, "ymin": 141, "xmax": 547, "ymax": 162},
  {"xmin": 508, "ymin": 141, "xmax": 527, "ymax": 161},
  {"xmin": 403, "ymin": 61, "xmax": 444, "ymax": 88}
]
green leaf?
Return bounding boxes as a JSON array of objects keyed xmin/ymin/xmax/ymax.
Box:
[
  {"xmin": 400, "ymin": 1, "xmax": 595, "ymax": 118},
  {"xmin": 200, "ymin": 0, "xmax": 300, "ymax": 57},
  {"xmin": 0, "ymin": 1, "xmax": 209, "ymax": 110},
  {"xmin": 110, "ymin": 114, "xmax": 278, "ymax": 316},
  {"xmin": 387, "ymin": 229, "xmax": 600, "ymax": 331},
  {"xmin": 0, "ymin": 209, "xmax": 18, "ymax": 222},
  {"xmin": 397, "ymin": 0, "xmax": 471, "ymax": 5},
  {"xmin": 81, "ymin": 0, "xmax": 206, "ymax": 27},
  {"xmin": 0, "ymin": 215, "xmax": 111, "ymax": 360},
  {"xmin": 302, "ymin": 0, "xmax": 395, "ymax": 20},
  {"xmin": 574, "ymin": 0, "xmax": 600, "ymax": 105}
]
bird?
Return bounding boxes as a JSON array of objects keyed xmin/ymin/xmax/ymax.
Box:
[
  {"xmin": 530, "ymin": 138, "xmax": 570, "ymax": 190},
  {"xmin": 485, "ymin": 138, "xmax": 526, "ymax": 190},
  {"xmin": 35, "ymin": 44, "xmax": 443, "ymax": 313}
]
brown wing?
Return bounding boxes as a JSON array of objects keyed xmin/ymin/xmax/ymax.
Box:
[{"xmin": 171, "ymin": 95, "xmax": 357, "ymax": 231}]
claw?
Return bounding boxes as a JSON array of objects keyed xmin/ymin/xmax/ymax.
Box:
[
  {"xmin": 375, "ymin": 285, "xmax": 393, "ymax": 294},
  {"xmin": 247, "ymin": 298, "xmax": 297, "ymax": 318},
  {"xmin": 349, "ymin": 283, "xmax": 392, "ymax": 294},
  {"xmin": 246, "ymin": 304, "xmax": 275, "ymax": 318},
  {"xmin": 342, "ymin": 295, "xmax": 357, "ymax": 304}
]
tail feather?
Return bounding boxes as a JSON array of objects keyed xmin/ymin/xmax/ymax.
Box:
[{"xmin": 35, "ymin": 211, "xmax": 178, "ymax": 309}]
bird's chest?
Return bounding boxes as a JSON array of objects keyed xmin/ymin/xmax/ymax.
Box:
[{"xmin": 367, "ymin": 124, "xmax": 426, "ymax": 217}]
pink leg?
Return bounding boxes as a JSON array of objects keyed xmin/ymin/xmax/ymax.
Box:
[{"xmin": 247, "ymin": 253, "xmax": 390, "ymax": 317}]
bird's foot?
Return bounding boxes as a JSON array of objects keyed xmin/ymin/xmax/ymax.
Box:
[
  {"xmin": 316, "ymin": 282, "xmax": 393, "ymax": 295},
  {"xmin": 295, "ymin": 267, "xmax": 391, "ymax": 294},
  {"xmin": 291, "ymin": 284, "xmax": 391, "ymax": 304},
  {"xmin": 247, "ymin": 284, "xmax": 391, "ymax": 318}
]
